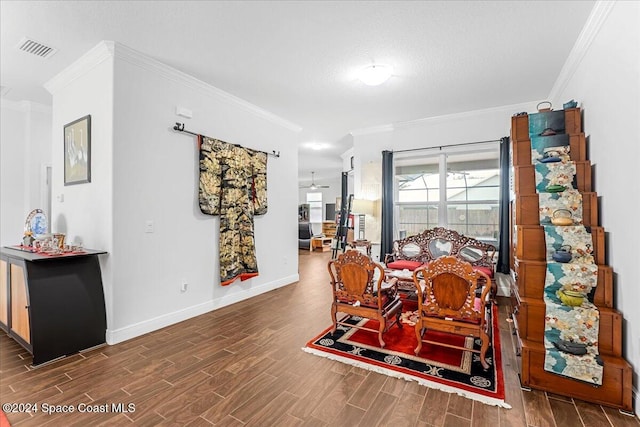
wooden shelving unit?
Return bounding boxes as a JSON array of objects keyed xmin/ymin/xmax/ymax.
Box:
[
  {"xmin": 322, "ymin": 221, "xmax": 337, "ymax": 239},
  {"xmin": 509, "ymin": 108, "xmax": 633, "ymax": 412}
]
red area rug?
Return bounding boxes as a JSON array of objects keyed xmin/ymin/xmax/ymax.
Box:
[
  {"xmin": 304, "ymin": 305, "xmax": 509, "ymax": 408},
  {"xmin": 0, "ymin": 409, "xmax": 10, "ymax": 427}
]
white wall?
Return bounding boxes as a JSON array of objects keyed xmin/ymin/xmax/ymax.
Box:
[
  {"xmin": 46, "ymin": 41, "xmax": 301, "ymax": 343},
  {"xmin": 550, "ymin": 1, "xmax": 640, "ymax": 412},
  {"xmin": 45, "ymin": 43, "xmax": 116, "ymax": 334},
  {"xmin": 0, "ymin": 100, "xmax": 51, "ymax": 246}
]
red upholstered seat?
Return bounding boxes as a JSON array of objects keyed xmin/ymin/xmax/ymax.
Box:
[
  {"xmin": 387, "ymin": 260, "xmax": 423, "ymax": 271},
  {"xmin": 473, "ymin": 266, "xmax": 494, "ymax": 278}
]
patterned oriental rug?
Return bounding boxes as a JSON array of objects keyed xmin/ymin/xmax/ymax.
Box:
[
  {"xmin": 303, "ymin": 306, "xmax": 509, "ymax": 408},
  {"xmin": 0, "ymin": 409, "xmax": 10, "ymax": 427}
]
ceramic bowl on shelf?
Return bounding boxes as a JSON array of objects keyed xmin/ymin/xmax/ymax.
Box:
[
  {"xmin": 551, "ymin": 209, "xmax": 573, "ymax": 226},
  {"xmin": 557, "ymin": 289, "xmax": 585, "ymax": 307},
  {"xmin": 552, "ymin": 245, "xmax": 572, "ymax": 263},
  {"xmin": 539, "ymin": 128, "xmax": 557, "ymax": 136},
  {"xmin": 540, "ymin": 155, "xmax": 561, "ymax": 163},
  {"xmin": 537, "ymin": 101, "xmax": 553, "ymax": 112},
  {"xmin": 546, "ymin": 184, "xmax": 566, "ymax": 193},
  {"xmin": 553, "ymin": 339, "xmax": 587, "ymax": 355}
]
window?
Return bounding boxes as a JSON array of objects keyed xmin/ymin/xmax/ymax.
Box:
[
  {"xmin": 394, "ymin": 147, "xmax": 500, "ymax": 245},
  {"xmin": 306, "ymin": 192, "xmax": 323, "ymax": 230}
]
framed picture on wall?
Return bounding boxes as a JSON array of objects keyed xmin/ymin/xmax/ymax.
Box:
[{"xmin": 64, "ymin": 115, "xmax": 91, "ymax": 185}]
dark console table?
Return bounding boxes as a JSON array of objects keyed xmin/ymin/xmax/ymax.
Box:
[{"xmin": 0, "ymin": 247, "xmax": 107, "ymax": 366}]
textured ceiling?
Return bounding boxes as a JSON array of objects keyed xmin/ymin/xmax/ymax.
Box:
[{"xmin": 0, "ymin": 1, "xmax": 596, "ymax": 181}]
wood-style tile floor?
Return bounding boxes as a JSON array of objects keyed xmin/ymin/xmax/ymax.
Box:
[{"xmin": 1, "ymin": 250, "xmax": 638, "ymax": 426}]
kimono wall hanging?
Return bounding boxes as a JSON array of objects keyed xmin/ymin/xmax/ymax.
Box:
[{"xmin": 199, "ymin": 136, "xmax": 268, "ymax": 286}]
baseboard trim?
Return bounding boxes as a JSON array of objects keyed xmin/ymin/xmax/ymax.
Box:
[{"xmin": 105, "ymin": 274, "xmax": 299, "ymax": 344}]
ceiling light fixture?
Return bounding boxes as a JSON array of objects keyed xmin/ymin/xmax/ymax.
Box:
[
  {"xmin": 358, "ymin": 64, "xmax": 393, "ymax": 86},
  {"xmin": 309, "ymin": 142, "xmax": 329, "ymax": 151}
]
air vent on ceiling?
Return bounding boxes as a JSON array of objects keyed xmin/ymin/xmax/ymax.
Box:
[{"xmin": 16, "ymin": 37, "xmax": 57, "ymax": 59}]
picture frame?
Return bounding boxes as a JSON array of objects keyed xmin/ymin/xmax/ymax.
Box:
[{"xmin": 64, "ymin": 115, "xmax": 91, "ymax": 185}]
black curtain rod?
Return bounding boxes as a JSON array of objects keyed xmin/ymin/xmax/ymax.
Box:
[
  {"xmin": 392, "ymin": 138, "xmax": 502, "ymax": 154},
  {"xmin": 172, "ymin": 122, "xmax": 280, "ymax": 158}
]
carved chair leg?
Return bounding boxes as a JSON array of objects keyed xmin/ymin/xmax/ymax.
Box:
[
  {"xmin": 480, "ymin": 329, "xmax": 490, "ymax": 370},
  {"xmin": 378, "ymin": 317, "xmax": 386, "ymax": 348},
  {"xmin": 396, "ymin": 311, "xmax": 403, "ymax": 329},
  {"xmin": 414, "ymin": 324, "xmax": 423, "ymax": 355},
  {"xmin": 330, "ymin": 304, "xmax": 338, "ymax": 335},
  {"xmin": 491, "ymin": 279, "xmax": 498, "ymax": 304}
]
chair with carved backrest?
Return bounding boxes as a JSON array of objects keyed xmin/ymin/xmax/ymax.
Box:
[
  {"xmin": 328, "ymin": 250, "xmax": 403, "ymax": 348},
  {"xmin": 412, "ymin": 255, "xmax": 492, "ymax": 369}
]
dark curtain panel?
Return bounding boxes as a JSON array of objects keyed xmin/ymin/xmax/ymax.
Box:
[
  {"xmin": 340, "ymin": 172, "xmax": 349, "ymax": 251},
  {"xmin": 380, "ymin": 150, "xmax": 394, "ymax": 261},
  {"xmin": 333, "ymin": 172, "xmax": 350, "ymax": 258},
  {"xmin": 496, "ymin": 136, "xmax": 511, "ymax": 274},
  {"xmin": 341, "ymin": 172, "xmax": 348, "ymax": 214}
]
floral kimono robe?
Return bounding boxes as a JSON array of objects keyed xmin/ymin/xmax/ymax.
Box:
[{"xmin": 199, "ymin": 136, "xmax": 267, "ymax": 286}]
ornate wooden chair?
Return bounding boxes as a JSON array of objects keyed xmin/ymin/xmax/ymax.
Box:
[
  {"xmin": 412, "ymin": 256, "xmax": 492, "ymax": 369},
  {"xmin": 328, "ymin": 250, "xmax": 403, "ymax": 347},
  {"xmin": 348, "ymin": 240, "xmax": 372, "ymax": 257}
]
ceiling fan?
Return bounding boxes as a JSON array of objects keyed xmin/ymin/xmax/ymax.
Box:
[{"xmin": 299, "ymin": 172, "xmax": 329, "ymax": 189}]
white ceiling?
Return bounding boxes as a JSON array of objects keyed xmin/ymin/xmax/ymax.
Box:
[{"xmin": 0, "ymin": 1, "xmax": 596, "ymax": 182}]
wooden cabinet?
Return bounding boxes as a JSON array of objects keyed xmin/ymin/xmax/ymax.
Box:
[
  {"xmin": 514, "ymin": 259, "xmax": 613, "ymax": 307},
  {"xmin": 514, "ymin": 192, "xmax": 598, "ymax": 226},
  {"xmin": 10, "ymin": 264, "xmax": 30, "ymax": 344},
  {"xmin": 514, "ymin": 225, "xmax": 605, "ymax": 264},
  {"xmin": 0, "ymin": 248, "xmax": 107, "ymax": 366},
  {"xmin": 0, "ymin": 260, "xmax": 7, "ymax": 328},
  {"xmin": 512, "ymin": 161, "xmax": 592, "ymax": 194},
  {"xmin": 509, "ymin": 108, "xmax": 633, "ymax": 412}
]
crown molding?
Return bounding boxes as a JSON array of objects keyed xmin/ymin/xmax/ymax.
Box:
[
  {"xmin": 43, "ymin": 41, "xmax": 302, "ymax": 132},
  {"xmin": 112, "ymin": 43, "xmax": 303, "ymax": 133},
  {"xmin": 44, "ymin": 41, "xmax": 115, "ymax": 95},
  {"xmin": 1, "ymin": 99, "xmax": 52, "ymax": 114},
  {"xmin": 350, "ymin": 124, "xmax": 394, "ymax": 136},
  {"xmin": 548, "ymin": 0, "xmax": 615, "ymax": 101},
  {"xmin": 395, "ymin": 101, "xmax": 537, "ymax": 128},
  {"xmin": 349, "ymin": 101, "xmax": 537, "ymax": 137}
]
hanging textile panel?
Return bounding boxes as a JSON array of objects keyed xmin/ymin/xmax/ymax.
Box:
[
  {"xmin": 199, "ymin": 136, "xmax": 268, "ymax": 286},
  {"xmin": 539, "ymin": 205, "xmax": 602, "ymax": 385},
  {"xmin": 534, "ymin": 161, "xmax": 577, "ymax": 193},
  {"xmin": 538, "ymin": 189, "xmax": 583, "ymax": 225},
  {"xmin": 542, "ymin": 226, "xmax": 602, "ymax": 385},
  {"xmin": 530, "ymin": 134, "xmax": 571, "ymax": 163}
]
